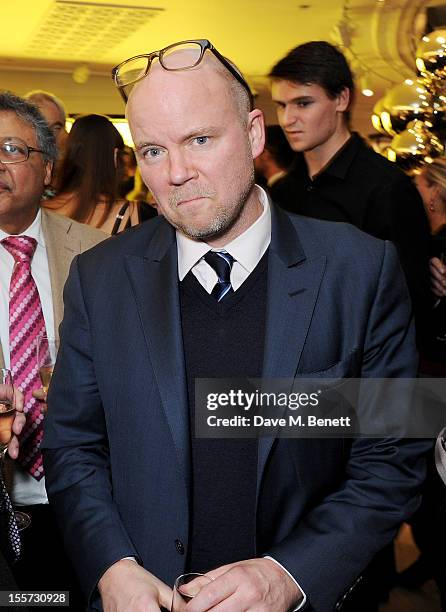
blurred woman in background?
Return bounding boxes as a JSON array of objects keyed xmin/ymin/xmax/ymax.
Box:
[
  {"xmin": 398, "ymin": 158, "xmax": 446, "ymax": 612},
  {"xmin": 44, "ymin": 114, "xmax": 154, "ymax": 234},
  {"xmin": 415, "ymin": 159, "xmax": 446, "ymax": 368},
  {"xmin": 416, "ymin": 159, "xmax": 446, "ymax": 253}
]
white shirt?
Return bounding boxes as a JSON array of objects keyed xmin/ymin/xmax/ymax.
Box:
[
  {"xmin": 0, "ymin": 209, "xmax": 52, "ymax": 505},
  {"xmin": 176, "ymin": 186, "xmax": 306, "ymax": 610}
]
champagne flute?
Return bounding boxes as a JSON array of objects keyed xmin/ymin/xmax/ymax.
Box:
[
  {"xmin": 0, "ymin": 369, "xmax": 15, "ymax": 457},
  {"xmin": 37, "ymin": 335, "xmax": 59, "ymax": 398},
  {"xmin": 171, "ymin": 573, "xmax": 213, "ymax": 611},
  {"xmin": 0, "ymin": 370, "xmax": 31, "ymax": 532}
]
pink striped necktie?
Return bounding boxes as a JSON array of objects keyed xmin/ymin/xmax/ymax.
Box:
[{"xmin": 1, "ymin": 235, "xmax": 47, "ymax": 480}]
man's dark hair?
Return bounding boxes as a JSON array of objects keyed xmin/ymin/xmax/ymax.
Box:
[
  {"xmin": 269, "ymin": 41, "xmax": 355, "ymax": 105},
  {"xmin": 265, "ymin": 125, "xmax": 294, "ymax": 170},
  {"xmin": 0, "ymin": 90, "xmax": 57, "ymax": 163}
]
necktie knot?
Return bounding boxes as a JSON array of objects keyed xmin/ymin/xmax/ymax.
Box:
[
  {"xmin": 204, "ymin": 251, "xmax": 235, "ymax": 301},
  {"xmin": 1, "ymin": 236, "xmax": 37, "ymax": 263}
]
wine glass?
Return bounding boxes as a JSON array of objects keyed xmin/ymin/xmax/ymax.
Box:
[
  {"xmin": 171, "ymin": 573, "xmax": 213, "ymax": 611},
  {"xmin": 0, "ymin": 369, "xmax": 31, "ymax": 532},
  {"xmin": 0, "ymin": 369, "xmax": 15, "ymax": 457},
  {"xmin": 36, "ymin": 335, "xmax": 59, "ymax": 400}
]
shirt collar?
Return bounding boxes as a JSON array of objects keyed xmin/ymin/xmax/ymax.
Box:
[
  {"xmin": 317, "ymin": 132, "xmax": 359, "ymax": 180},
  {"xmin": 0, "ymin": 209, "xmax": 45, "ymax": 247},
  {"xmin": 177, "ymin": 185, "xmax": 271, "ymax": 280},
  {"xmin": 291, "ymin": 132, "xmax": 361, "ymax": 182}
]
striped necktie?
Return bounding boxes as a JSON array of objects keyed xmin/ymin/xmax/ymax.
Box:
[
  {"xmin": 1, "ymin": 236, "xmax": 47, "ymax": 480},
  {"xmin": 204, "ymin": 251, "xmax": 235, "ymax": 302}
]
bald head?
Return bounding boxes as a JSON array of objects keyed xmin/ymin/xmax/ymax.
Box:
[
  {"xmin": 127, "ymin": 49, "xmax": 250, "ymax": 126},
  {"xmin": 125, "ymin": 46, "xmax": 265, "ymax": 246}
]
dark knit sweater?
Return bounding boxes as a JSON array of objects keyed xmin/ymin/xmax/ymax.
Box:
[{"xmin": 180, "ymin": 253, "xmax": 268, "ymax": 573}]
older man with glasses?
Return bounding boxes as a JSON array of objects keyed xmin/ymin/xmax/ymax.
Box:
[
  {"xmin": 23, "ymin": 90, "xmax": 69, "ymax": 196},
  {"xmin": 44, "ymin": 41, "xmax": 428, "ymax": 612},
  {"xmin": 0, "ymin": 91, "xmax": 105, "ymax": 607}
]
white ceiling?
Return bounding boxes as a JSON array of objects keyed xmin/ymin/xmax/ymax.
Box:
[{"xmin": 0, "ymin": 0, "xmax": 441, "ymax": 134}]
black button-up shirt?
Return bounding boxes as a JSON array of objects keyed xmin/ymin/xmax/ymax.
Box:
[{"xmin": 271, "ymin": 132, "xmax": 432, "ymax": 328}]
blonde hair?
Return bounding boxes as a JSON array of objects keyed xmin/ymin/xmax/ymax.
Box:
[{"xmin": 422, "ymin": 158, "xmax": 446, "ymax": 212}]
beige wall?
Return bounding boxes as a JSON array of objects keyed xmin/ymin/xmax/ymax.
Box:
[{"xmin": 0, "ymin": 67, "xmax": 124, "ymax": 116}]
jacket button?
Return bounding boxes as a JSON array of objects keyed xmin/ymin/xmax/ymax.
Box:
[
  {"xmin": 306, "ymin": 184, "xmax": 314, "ymax": 191},
  {"xmin": 175, "ymin": 539, "xmax": 185, "ymax": 555}
]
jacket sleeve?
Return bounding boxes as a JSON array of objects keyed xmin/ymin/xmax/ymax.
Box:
[
  {"xmin": 42, "ymin": 256, "xmax": 139, "ymax": 607},
  {"xmin": 264, "ymin": 241, "xmax": 430, "ymax": 612}
]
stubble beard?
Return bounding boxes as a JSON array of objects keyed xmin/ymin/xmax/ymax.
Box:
[{"xmin": 168, "ymin": 169, "xmax": 255, "ymax": 241}]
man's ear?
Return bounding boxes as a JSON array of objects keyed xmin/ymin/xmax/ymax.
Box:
[
  {"xmin": 336, "ymin": 87, "xmax": 350, "ymax": 113},
  {"xmin": 248, "ymin": 109, "xmax": 266, "ymax": 160},
  {"xmin": 43, "ymin": 160, "xmax": 53, "ymax": 187}
]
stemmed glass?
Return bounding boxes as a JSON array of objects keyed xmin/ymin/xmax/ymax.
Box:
[
  {"xmin": 0, "ymin": 369, "xmax": 30, "ymax": 531},
  {"xmin": 37, "ymin": 335, "xmax": 59, "ymax": 401},
  {"xmin": 171, "ymin": 573, "xmax": 213, "ymax": 611},
  {"xmin": 0, "ymin": 369, "xmax": 16, "ymax": 457}
]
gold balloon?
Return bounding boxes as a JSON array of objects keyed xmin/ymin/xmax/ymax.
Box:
[
  {"xmin": 416, "ymin": 29, "xmax": 446, "ymax": 79},
  {"xmin": 382, "ymin": 81, "xmax": 432, "ymax": 134},
  {"xmin": 388, "ymin": 120, "xmax": 444, "ymax": 171}
]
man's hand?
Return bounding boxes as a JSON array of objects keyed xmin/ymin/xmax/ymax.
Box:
[
  {"xmin": 32, "ymin": 387, "xmax": 47, "ymax": 413},
  {"xmin": 5, "ymin": 386, "xmax": 25, "ymax": 460},
  {"xmin": 186, "ymin": 558, "xmax": 301, "ymax": 611},
  {"xmin": 430, "ymin": 257, "xmax": 446, "ymax": 297},
  {"xmin": 98, "ymin": 559, "xmax": 173, "ymax": 611}
]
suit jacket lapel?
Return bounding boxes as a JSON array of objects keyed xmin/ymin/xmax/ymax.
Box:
[
  {"xmin": 42, "ymin": 210, "xmax": 81, "ymax": 339},
  {"xmin": 125, "ymin": 221, "xmax": 190, "ymax": 490},
  {"xmin": 257, "ymin": 207, "xmax": 327, "ymax": 494}
]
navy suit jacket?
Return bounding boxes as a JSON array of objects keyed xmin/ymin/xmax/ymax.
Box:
[{"xmin": 43, "ymin": 205, "xmax": 427, "ymax": 611}]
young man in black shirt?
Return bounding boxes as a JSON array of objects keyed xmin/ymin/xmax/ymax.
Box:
[{"xmin": 269, "ymin": 41, "xmax": 431, "ymax": 331}]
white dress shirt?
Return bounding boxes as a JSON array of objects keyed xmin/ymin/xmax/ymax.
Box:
[
  {"xmin": 176, "ymin": 186, "xmax": 306, "ymax": 610},
  {"xmin": 0, "ymin": 209, "xmax": 52, "ymax": 505}
]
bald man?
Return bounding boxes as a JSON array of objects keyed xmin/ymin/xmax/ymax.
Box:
[{"xmin": 43, "ymin": 40, "xmax": 428, "ymax": 612}]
